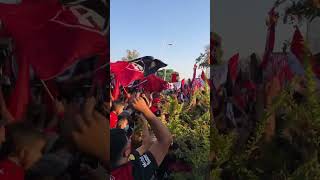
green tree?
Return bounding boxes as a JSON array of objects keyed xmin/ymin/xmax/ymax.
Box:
[
  {"xmin": 282, "ymin": 0, "xmax": 320, "ymax": 23},
  {"xmin": 157, "ymin": 69, "xmax": 174, "ymax": 81},
  {"xmin": 122, "ymin": 49, "xmax": 140, "ymax": 61},
  {"xmin": 195, "ymin": 45, "xmax": 210, "ymax": 68}
]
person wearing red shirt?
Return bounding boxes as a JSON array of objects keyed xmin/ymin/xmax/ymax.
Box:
[{"xmin": 110, "ymin": 100, "xmax": 125, "ymax": 128}]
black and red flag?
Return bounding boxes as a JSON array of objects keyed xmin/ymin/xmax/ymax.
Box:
[
  {"xmin": 130, "ymin": 56, "xmax": 167, "ymax": 76},
  {"xmin": 0, "ymin": 0, "xmax": 107, "ymax": 121}
]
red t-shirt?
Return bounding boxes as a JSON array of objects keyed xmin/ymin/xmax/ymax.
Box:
[
  {"xmin": 110, "ymin": 111, "xmax": 118, "ymax": 129},
  {"xmin": 150, "ymin": 106, "xmax": 158, "ymax": 114},
  {"xmin": 0, "ymin": 159, "xmax": 25, "ymax": 180}
]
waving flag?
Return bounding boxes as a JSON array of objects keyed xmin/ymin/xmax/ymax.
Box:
[
  {"xmin": 228, "ymin": 53, "xmax": 240, "ymax": 84},
  {"xmin": 110, "ymin": 61, "xmax": 144, "ymax": 87},
  {"xmin": 291, "ymin": 27, "xmax": 305, "ymax": 63},
  {"xmin": 260, "ymin": 7, "xmax": 278, "ymax": 68},
  {"xmin": 140, "ymin": 74, "xmax": 168, "ymax": 93},
  {"xmin": 130, "ymin": 56, "xmax": 167, "ymax": 76},
  {"xmin": 0, "ymin": 0, "xmax": 107, "ymax": 121},
  {"xmin": 171, "ymin": 72, "xmax": 178, "ymax": 83},
  {"xmin": 62, "ymin": 0, "xmax": 108, "ymax": 35},
  {"xmin": 290, "ymin": 27, "xmax": 320, "ymax": 79}
]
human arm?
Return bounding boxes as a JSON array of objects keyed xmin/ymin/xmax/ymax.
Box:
[
  {"xmin": 132, "ymin": 97, "xmax": 172, "ymax": 166},
  {"xmin": 136, "ymin": 115, "xmax": 153, "ymax": 155}
]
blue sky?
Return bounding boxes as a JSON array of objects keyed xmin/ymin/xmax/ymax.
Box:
[{"xmin": 110, "ymin": 0, "xmax": 210, "ymax": 79}]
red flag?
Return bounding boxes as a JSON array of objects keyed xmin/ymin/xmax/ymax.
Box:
[
  {"xmin": 140, "ymin": 74, "xmax": 168, "ymax": 93},
  {"xmin": 112, "ymin": 80, "xmax": 120, "ymax": 101},
  {"xmin": 110, "ymin": 61, "xmax": 143, "ymax": 100},
  {"xmin": 291, "ymin": 27, "xmax": 305, "ymax": 63},
  {"xmin": 0, "ymin": 0, "xmax": 107, "ymax": 121},
  {"xmin": 110, "ymin": 61, "xmax": 144, "ymax": 87},
  {"xmin": 181, "ymin": 79, "xmax": 185, "ymax": 90},
  {"xmin": 260, "ymin": 7, "xmax": 277, "ymax": 68},
  {"xmin": 290, "ymin": 27, "xmax": 320, "ymax": 78},
  {"xmin": 171, "ymin": 73, "xmax": 178, "ymax": 83},
  {"xmin": 228, "ymin": 53, "xmax": 240, "ymax": 83},
  {"xmin": 201, "ymin": 70, "xmax": 207, "ymax": 80}
]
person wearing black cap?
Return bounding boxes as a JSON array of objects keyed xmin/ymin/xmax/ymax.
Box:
[{"xmin": 111, "ymin": 97, "xmax": 172, "ymax": 180}]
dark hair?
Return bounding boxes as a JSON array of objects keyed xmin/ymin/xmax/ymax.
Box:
[
  {"xmin": 118, "ymin": 111, "xmax": 131, "ymax": 122},
  {"xmin": 110, "ymin": 129, "xmax": 128, "ymax": 168},
  {"xmin": 111, "ymin": 100, "xmax": 125, "ymax": 111}
]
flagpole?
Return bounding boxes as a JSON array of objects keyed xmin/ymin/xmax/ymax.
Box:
[{"xmin": 41, "ymin": 80, "xmax": 54, "ymax": 102}]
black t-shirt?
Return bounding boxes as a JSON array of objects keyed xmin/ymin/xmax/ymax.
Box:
[
  {"xmin": 131, "ymin": 150, "xmax": 158, "ymax": 180},
  {"xmin": 111, "ymin": 150, "xmax": 158, "ymax": 180}
]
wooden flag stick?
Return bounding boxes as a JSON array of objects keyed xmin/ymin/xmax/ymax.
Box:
[
  {"xmin": 41, "ymin": 80, "xmax": 54, "ymax": 102},
  {"xmin": 94, "ymin": 63, "xmax": 107, "ymax": 73}
]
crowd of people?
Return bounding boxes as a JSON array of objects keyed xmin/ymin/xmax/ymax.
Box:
[
  {"xmin": 109, "ymin": 73, "xmax": 206, "ymax": 179},
  {"xmin": 0, "ymin": 81, "xmax": 109, "ymax": 180}
]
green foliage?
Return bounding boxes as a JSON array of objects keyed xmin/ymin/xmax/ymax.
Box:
[
  {"xmin": 121, "ymin": 49, "xmax": 140, "ymax": 61},
  {"xmin": 157, "ymin": 69, "xmax": 174, "ymax": 81},
  {"xmin": 195, "ymin": 45, "xmax": 210, "ymax": 68},
  {"xmin": 283, "ymin": 0, "xmax": 320, "ymax": 24},
  {"xmin": 163, "ymin": 89, "xmax": 211, "ymax": 179}
]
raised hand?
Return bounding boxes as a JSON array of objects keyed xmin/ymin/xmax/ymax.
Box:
[{"xmin": 66, "ymin": 97, "xmax": 109, "ymax": 163}]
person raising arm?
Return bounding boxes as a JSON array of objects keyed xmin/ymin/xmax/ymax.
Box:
[{"xmin": 131, "ymin": 97, "xmax": 172, "ymax": 166}]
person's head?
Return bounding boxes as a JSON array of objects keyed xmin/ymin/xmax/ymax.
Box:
[
  {"xmin": 6, "ymin": 123, "xmax": 46, "ymax": 170},
  {"xmin": 111, "ymin": 100, "xmax": 125, "ymax": 115},
  {"xmin": 116, "ymin": 112, "xmax": 130, "ymax": 130},
  {"xmin": 110, "ymin": 129, "xmax": 131, "ymax": 168}
]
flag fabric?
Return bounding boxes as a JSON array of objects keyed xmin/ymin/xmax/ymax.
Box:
[
  {"xmin": 192, "ymin": 78, "xmax": 204, "ymax": 92},
  {"xmin": 171, "ymin": 72, "xmax": 178, "ymax": 83},
  {"xmin": 0, "ymin": 0, "xmax": 107, "ymax": 120},
  {"xmin": 110, "ymin": 61, "xmax": 144, "ymax": 87},
  {"xmin": 111, "ymin": 78, "xmax": 120, "ymax": 101},
  {"xmin": 260, "ymin": 7, "xmax": 278, "ymax": 68},
  {"xmin": 172, "ymin": 82, "xmax": 182, "ymax": 90},
  {"xmin": 201, "ymin": 70, "xmax": 206, "ymax": 81},
  {"xmin": 110, "ymin": 61, "xmax": 144, "ymax": 100},
  {"xmin": 290, "ymin": 27, "xmax": 320, "ymax": 79},
  {"xmin": 130, "ymin": 56, "xmax": 167, "ymax": 76},
  {"xmin": 61, "ymin": 0, "xmax": 108, "ymax": 35},
  {"xmin": 181, "ymin": 79, "xmax": 185, "ymax": 90},
  {"xmin": 228, "ymin": 53, "xmax": 240, "ymax": 84},
  {"xmin": 140, "ymin": 74, "xmax": 168, "ymax": 93},
  {"xmin": 291, "ymin": 27, "xmax": 305, "ymax": 63}
]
